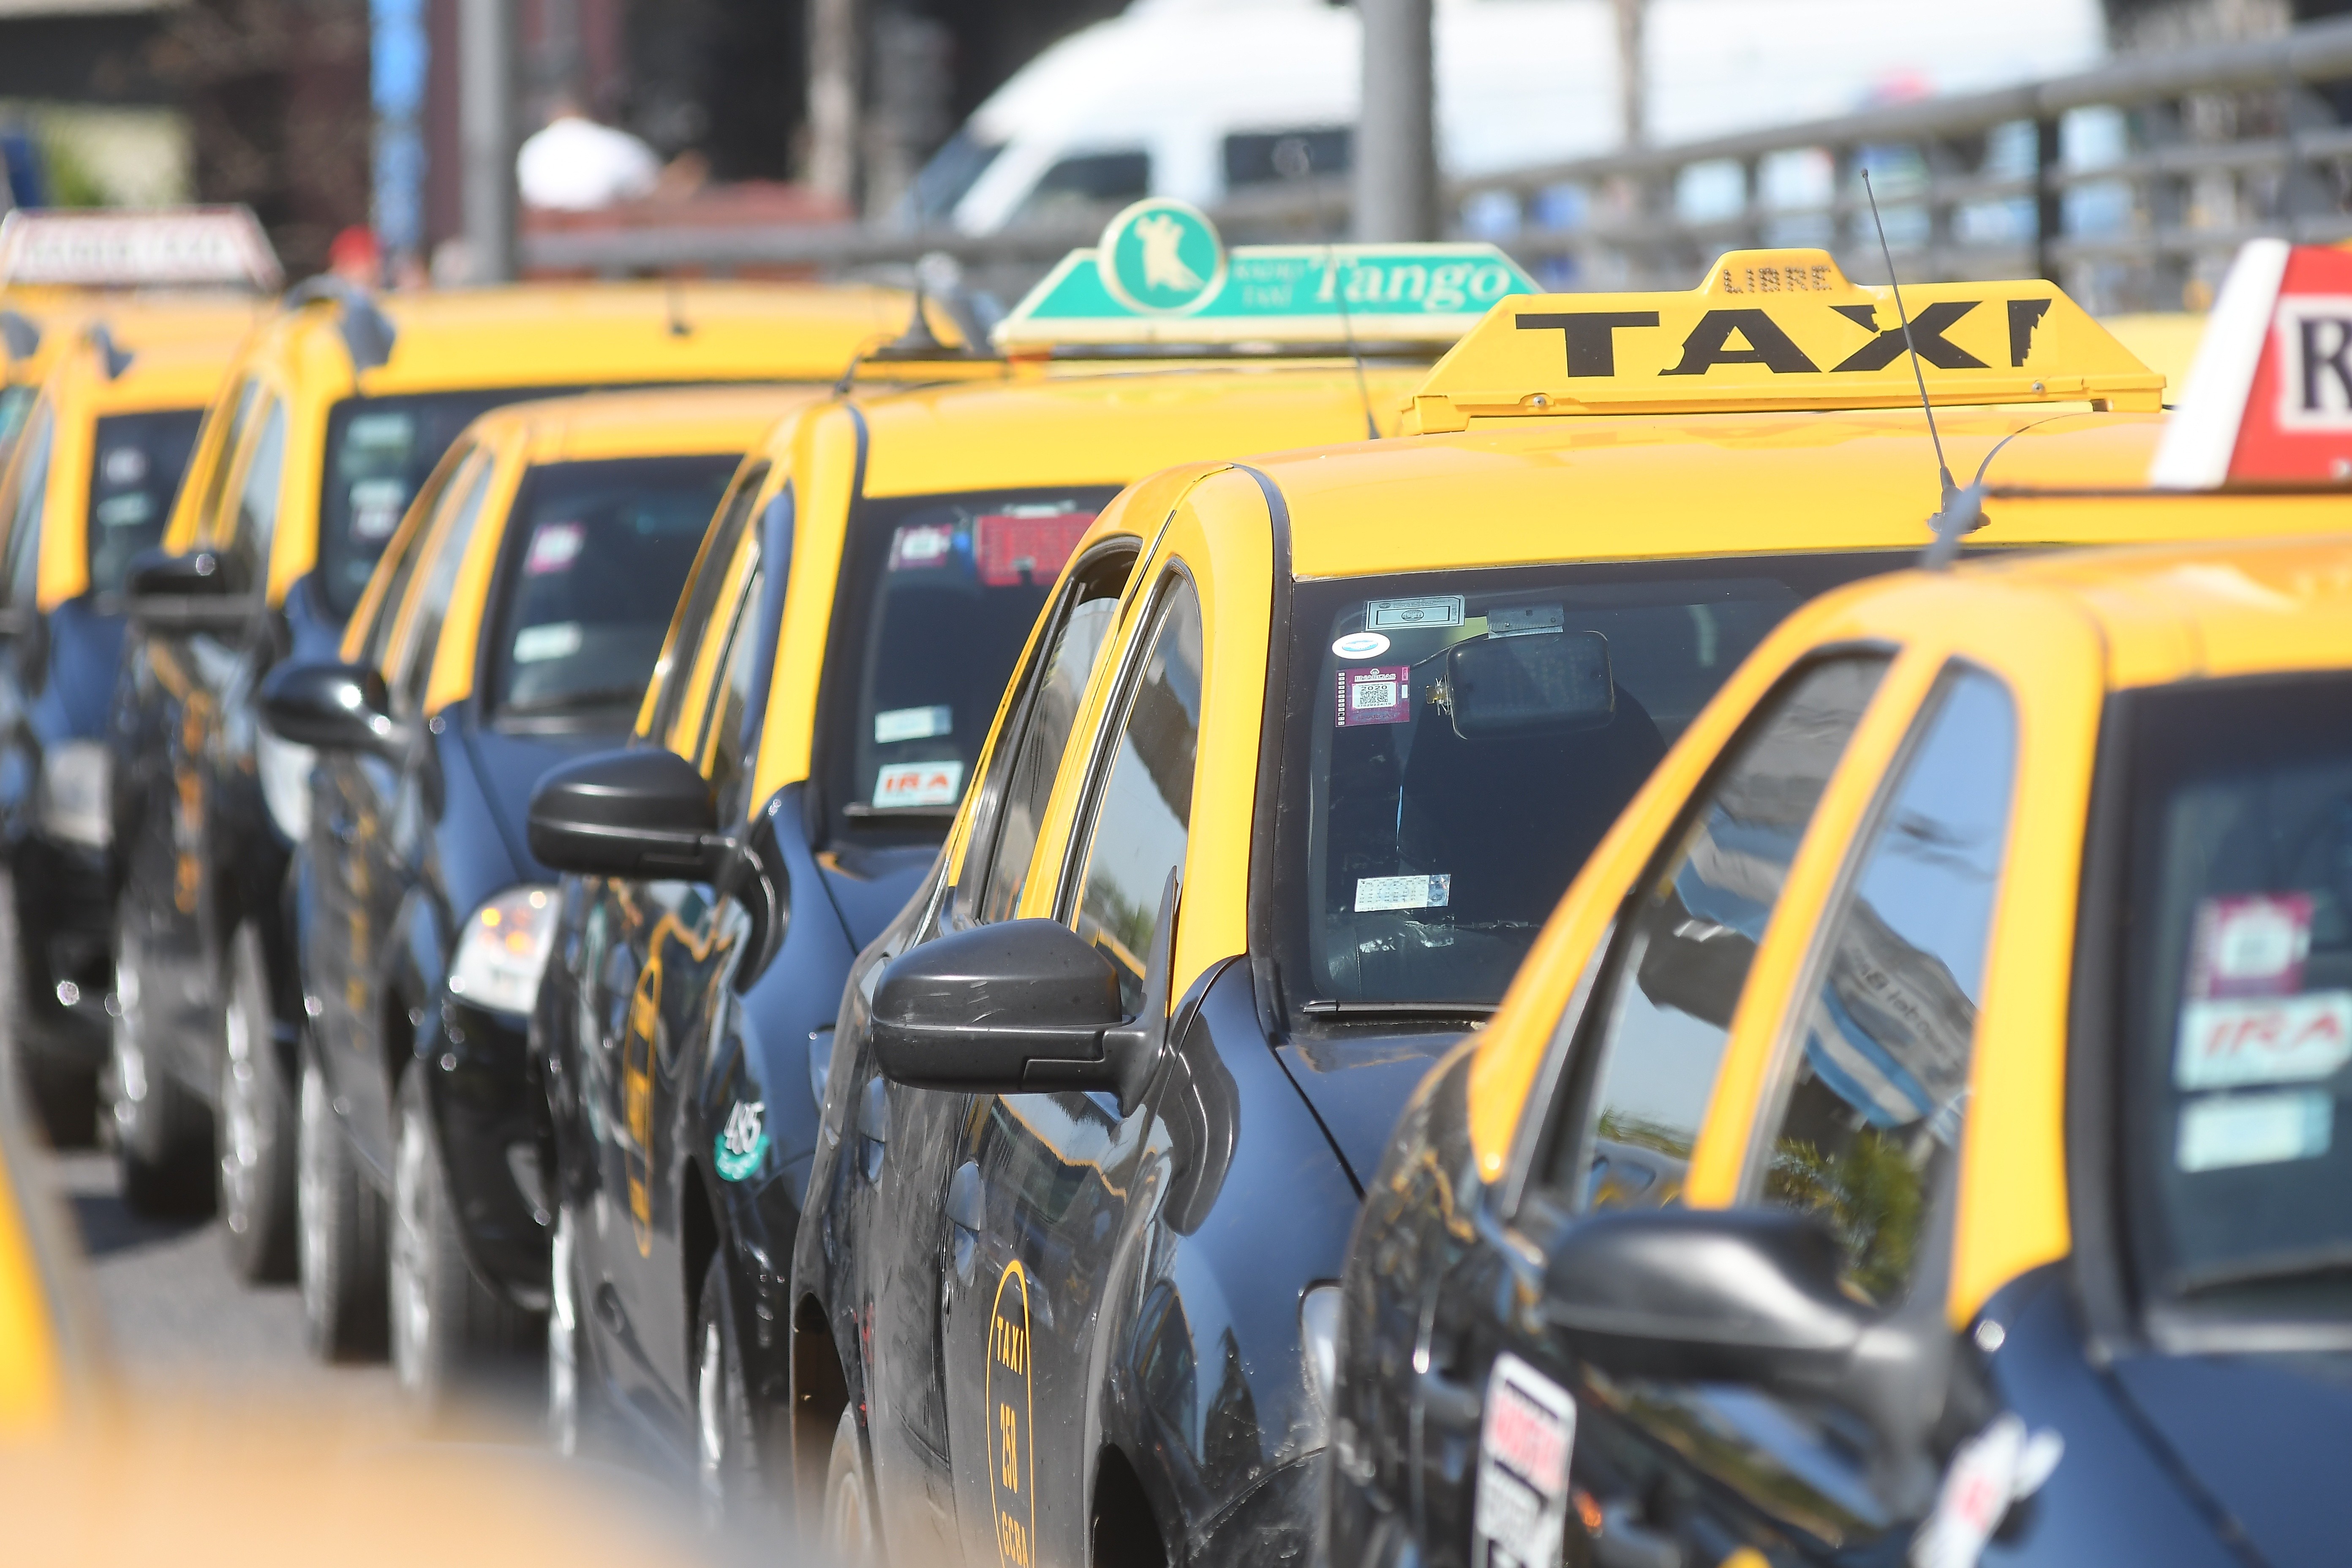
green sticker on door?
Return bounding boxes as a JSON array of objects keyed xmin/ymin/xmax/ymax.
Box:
[{"xmin": 714, "ymin": 1099, "xmax": 768, "ymax": 1181}]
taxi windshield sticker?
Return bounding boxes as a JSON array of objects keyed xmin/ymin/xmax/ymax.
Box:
[
  {"xmin": 874, "ymin": 759, "xmax": 964, "ymax": 808},
  {"xmin": 988, "ymin": 1261, "xmax": 1036, "ymax": 1568},
  {"xmin": 1358, "ymin": 874, "xmax": 1449, "ymax": 913},
  {"xmin": 1368, "ymin": 595, "xmax": 1463, "ymax": 631},
  {"xmin": 1406, "ymin": 246, "xmax": 2161, "ymax": 431},
  {"xmin": 1473, "ymin": 1353, "xmax": 1576, "ymax": 1568},
  {"xmin": 2176, "ymin": 895, "xmax": 2352, "ymax": 1092},
  {"xmin": 975, "ymin": 508, "xmax": 1093, "ymax": 587},
  {"xmin": 1336, "ymin": 665, "xmax": 1410, "ymax": 727},
  {"xmin": 890, "ymin": 523, "xmax": 959, "ymax": 572},
  {"xmin": 994, "ymin": 199, "xmax": 1536, "ymax": 350}
]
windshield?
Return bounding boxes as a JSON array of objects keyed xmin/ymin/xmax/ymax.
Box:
[
  {"xmin": 819, "ymin": 488, "xmax": 1118, "ymax": 844},
  {"xmin": 1271, "ymin": 555, "xmax": 1899, "ymax": 1019},
  {"xmin": 483, "ymin": 454, "xmax": 742, "ymax": 723},
  {"xmin": 87, "ymin": 408, "xmax": 203, "ymax": 595},
  {"xmin": 2120, "ymin": 673, "xmax": 2352, "ymax": 1318}
]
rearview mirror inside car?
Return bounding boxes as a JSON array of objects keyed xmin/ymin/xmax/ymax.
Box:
[
  {"xmin": 259, "ymin": 659, "xmax": 403, "ymax": 760},
  {"xmin": 1441, "ymin": 627, "xmax": 1613, "ymax": 739},
  {"xmin": 526, "ymin": 746, "xmax": 730, "ymax": 881}
]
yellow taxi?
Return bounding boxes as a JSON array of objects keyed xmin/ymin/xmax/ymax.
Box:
[
  {"xmin": 793, "ymin": 247, "xmax": 2352, "ymax": 1568},
  {"xmin": 0, "ymin": 313, "xmax": 256, "ymax": 1147},
  {"xmin": 514, "ymin": 208, "xmax": 1511, "ymax": 1516},
  {"xmin": 1323, "ymin": 240, "xmax": 2352, "ymax": 1568}
]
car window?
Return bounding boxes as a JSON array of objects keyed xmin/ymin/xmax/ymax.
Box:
[
  {"xmin": 696, "ymin": 561, "xmax": 767, "ymax": 823},
  {"xmin": 361, "ymin": 446, "xmax": 473, "ymax": 673},
  {"xmin": 2116, "ymin": 672, "xmax": 2352, "ymax": 1318},
  {"xmin": 0, "ymin": 400, "xmax": 52, "ymax": 610},
  {"xmin": 1539, "ymin": 655, "xmax": 1888, "ymax": 1212},
  {"xmin": 86, "ymin": 409, "xmax": 204, "ymax": 596},
  {"xmin": 387, "ymin": 454, "xmax": 495, "ymax": 718},
  {"xmin": 1066, "ymin": 574, "xmax": 1204, "ymax": 1013},
  {"xmin": 653, "ymin": 466, "xmax": 768, "ymax": 751},
  {"xmin": 1012, "ymin": 151, "xmax": 1151, "ymax": 224},
  {"xmin": 226, "ymin": 396, "xmax": 287, "ymax": 589},
  {"xmin": 962, "ymin": 546, "xmax": 1136, "ymax": 926},
  {"xmin": 190, "ymin": 377, "xmax": 260, "ymax": 544},
  {"xmin": 1747, "ymin": 666, "xmax": 2017, "ymax": 1307},
  {"xmin": 483, "ymin": 453, "xmax": 739, "ymax": 723}
]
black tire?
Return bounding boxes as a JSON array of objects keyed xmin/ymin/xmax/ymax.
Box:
[
  {"xmin": 218, "ymin": 924, "xmax": 297, "ymax": 1282},
  {"xmin": 822, "ymin": 1405, "xmax": 878, "ymax": 1566},
  {"xmin": 546, "ymin": 1195, "xmax": 598, "ymax": 1456},
  {"xmin": 696, "ymin": 1251, "xmax": 767, "ymax": 1526},
  {"xmin": 109, "ymin": 910, "xmax": 214, "ymax": 1217},
  {"xmin": 389, "ymin": 1066, "xmax": 537, "ymax": 1418},
  {"xmin": 297, "ymin": 1051, "xmax": 388, "ymax": 1360}
]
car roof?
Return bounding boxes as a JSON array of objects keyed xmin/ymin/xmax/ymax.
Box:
[
  {"xmin": 46, "ymin": 332, "xmax": 246, "ymax": 416},
  {"xmin": 2, "ymin": 290, "xmax": 263, "ymax": 387},
  {"xmin": 1241, "ymin": 408, "xmax": 2352, "ymax": 579},
  {"xmin": 464, "ymin": 383, "xmax": 821, "ymax": 466}
]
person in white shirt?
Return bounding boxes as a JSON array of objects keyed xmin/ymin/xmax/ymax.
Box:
[{"xmin": 517, "ymin": 94, "xmax": 662, "ymax": 211}]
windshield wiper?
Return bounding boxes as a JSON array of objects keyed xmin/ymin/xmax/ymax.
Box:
[
  {"xmin": 498, "ymin": 686, "xmax": 646, "ymax": 717},
  {"xmin": 2175, "ymin": 1242, "xmax": 2352, "ymax": 1298},
  {"xmin": 843, "ymin": 803, "xmax": 959, "ymax": 823},
  {"xmin": 1298, "ymin": 999, "xmax": 1496, "ymax": 1022}
]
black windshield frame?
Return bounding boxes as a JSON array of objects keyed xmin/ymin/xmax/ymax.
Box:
[{"xmin": 1260, "ymin": 553, "xmax": 1909, "ymax": 1035}]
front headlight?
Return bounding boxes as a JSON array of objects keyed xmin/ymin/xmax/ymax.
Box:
[
  {"xmin": 1301, "ymin": 1283, "xmax": 1342, "ymax": 1413},
  {"xmin": 447, "ymin": 885, "xmax": 559, "ymax": 1015},
  {"xmin": 41, "ymin": 741, "xmax": 111, "ymax": 849},
  {"xmin": 256, "ymin": 729, "xmax": 316, "ymax": 844}
]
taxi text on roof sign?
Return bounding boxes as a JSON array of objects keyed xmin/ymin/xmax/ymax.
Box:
[
  {"xmin": 0, "ymin": 206, "xmax": 283, "ymax": 291},
  {"xmin": 1402, "ymin": 248, "xmax": 2164, "ymax": 432},
  {"xmin": 2150, "ymin": 238, "xmax": 2352, "ymax": 488},
  {"xmin": 991, "ymin": 197, "xmax": 1537, "ymax": 351}
]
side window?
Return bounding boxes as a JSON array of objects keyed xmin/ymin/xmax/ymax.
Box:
[
  {"xmin": 1542, "ymin": 655, "xmax": 1889, "ymax": 1212},
  {"xmin": 192, "ymin": 378, "xmax": 260, "ymax": 542},
  {"xmin": 1067, "ymin": 574, "xmax": 1203, "ymax": 1011},
  {"xmin": 359, "ymin": 446, "xmax": 471, "ymax": 672},
  {"xmin": 697, "ymin": 562, "xmax": 766, "ymax": 823},
  {"xmin": 650, "ymin": 466, "xmax": 768, "ymax": 747},
  {"xmin": 966, "ymin": 547, "xmax": 1136, "ymax": 926},
  {"xmin": 388, "ymin": 456, "xmax": 495, "ymax": 718},
  {"xmin": 1749, "ymin": 666, "xmax": 2017, "ymax": 1307},
  {"xmin": 0, "ymin": 402, "xmax": 52, "ymax": 610},
  {"xmin": 228, "ymin": 397, "xmax": 288, "ymax": 586}
]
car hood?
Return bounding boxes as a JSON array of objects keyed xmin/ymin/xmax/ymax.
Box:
[
  {"xmin": 1274, "ymin": 1027, "xmax": 1468, "ymax": 1190},
  {"xmin": 2112, "ymin": 1349, "xmax": 2352, "ymax": 1565}
]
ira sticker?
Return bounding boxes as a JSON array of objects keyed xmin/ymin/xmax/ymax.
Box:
[
  {"xmin": 876, "ymin": 704, "xmax": 953, "ymax": 744},
  {"xmin": 2188, "ymin": 893, "xmax": 2314, "ymax": 999},
  {"xmin": 1357, "ymin": 874, "xmax": 1450, "ymax": 913},
  {"xmin": 975, "ymin": 508, "xmax": 1094, "ymax": 587},
  {"xmin": 873, "ymin": 760, "xmax": 964, "ymax": 809},
  {"xmin": 889, "ymin": 523, "xmax": 958, "ymax": 572},
  {"xmin": 1332, "ymin": 630, "xmax": 1391, "ymax": 660},
  {"xmin": 2176, "ymin": 991, "xmax": 2352, "ymax": 1089},
  {"xmin": 1367, "ymin": 594, "xmax": 1464, "ymax": 631},
  {"xmin": 1473, "ymin": 1353, "xmax": 1576, "ymax": 1568},
  {"xmin": 2178, "ymin": 1089, "xmax": 2333, "ymax": 1173},
  {"xmin": 525, "ymin": 520, "xmax": 586, "ymax": 574},
  {"xmin": 1337, "ymin": 665, "xmax": 1411, "ymax": 727}
]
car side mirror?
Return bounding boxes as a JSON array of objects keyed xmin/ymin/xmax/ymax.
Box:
[
  {"xmin": 259, "ymin": 659, "xmax": 404, "ymax": 760},
  {"xmin": 126, "ymin": 547, "xmax": 259, "ymax": 633},
  {"xmin": 1440, "ymin": 628, "xmax": 1614, "ymax": 739},
  {"xmin": 871, "ymin": 870, "xmax": 1177, "ymax": 1115},
  {"xmin": 526, "ymin": 746, "xmax": 731, "ymax": 881}
]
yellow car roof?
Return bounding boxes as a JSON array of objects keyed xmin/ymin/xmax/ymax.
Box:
[
  {"xmin": 2, "ymin": 290, "xmax": 264, "ymax": 387},
  {"xmin": 1246, "ymin": 408, "xmax": 2352, "ymax": 580}
]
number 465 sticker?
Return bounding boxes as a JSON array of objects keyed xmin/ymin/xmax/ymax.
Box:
[{"xmin": 1473, "ymin": 1353, "xmax": 1578, "ymax": 1568}]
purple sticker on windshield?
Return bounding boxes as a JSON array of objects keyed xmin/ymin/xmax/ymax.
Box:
[{"xmin": 1336, "ymin": 665, "xmax": 1410, "ymax": 727}]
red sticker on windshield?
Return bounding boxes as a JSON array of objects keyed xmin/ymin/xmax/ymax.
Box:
[
  {"xmin": 976, "ymin": 511, "xmax": 1093, "ymax": 587},
  {"xmin": 1336, "ymin": 665, "xmax": 1410, "ymax": 727},
  {"xmin": 2187, "ymin": 893, "xmax": 2314, "ymax": 999}
]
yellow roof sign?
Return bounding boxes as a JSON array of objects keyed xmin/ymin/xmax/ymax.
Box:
[{"xmin": 1405, "ymin": 248, "xmax": 2164, "ymax": 433}]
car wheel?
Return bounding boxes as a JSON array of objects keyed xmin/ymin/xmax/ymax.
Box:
[
  {"xmin": 0, "ymin": 872, "xmax": 95, "ymax": 1148},
  {"xmin": 389, "ymin": 1066, "xmax": 535, "ymax": 1417},
  {"xmin": 696, "ymin": 1252, "xmax": 765, "ymax": 1526},
  {"xmin": 218, "ymin": 924, "xmax": 296, "ymax": 1282},
  {"xmin": 822, "ymin": 1404, "xmax": 877, "ymax": 1565},
  {"xmin": 110, "ymin": 912, "xmax": 213, "ymax": 1216},
  {"xmin": 547, "ymin": 1197, "xmax": 596, "ymax": 1457},
  {"xmin": 297, "ymin": 1051, "xmax": 388, "ymax": 1360}
]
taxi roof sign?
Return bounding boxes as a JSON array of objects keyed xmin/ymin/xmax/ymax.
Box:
[
  {"xmin": 992, "ymin": 198, "xmax": 1536, "ymax": 351},
  {"xmin": 1403, "ymin": 248, "xmax": 2164, "ymax": 432},
  {"xmin": 2149, "ymin": 239, "xmax": 2352, "ymax": 488},
  {"xmin": 0, "ymin": 206, "xmax": 282, "ymax": 292}
]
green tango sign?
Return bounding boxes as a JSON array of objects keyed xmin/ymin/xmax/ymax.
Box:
[{"xmin": 994, "ymin": 198, "xmax": 1537, "ymax": 350}]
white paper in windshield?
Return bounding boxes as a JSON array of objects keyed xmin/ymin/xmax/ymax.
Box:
[
  {"xmin": 875, "ymin": 705, "xmax": 953, "ymax": 744},
  {"xmin": 1357, "ymin": 874, "xmax": 1450, "ymax": 913},
  {"xmin": 2178, "ymin": 1089, "xmax": 2333, "ymax": 1172},
  {"xmin": 513, "ymin": 622, "xmax": 583, "ymax": 663},
  {"xmin": 1367, "ymin": 595, "xmax": 1462, "ymax": 630}
]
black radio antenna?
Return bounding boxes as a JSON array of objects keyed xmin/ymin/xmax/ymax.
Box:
[
  {"xmin": 1329, "ymin": 244, "xmax": 1379, "ymax": 441},
  {"xmin": 1860, "ymin": 168, "xmax": 1984, "ymax": 568}
]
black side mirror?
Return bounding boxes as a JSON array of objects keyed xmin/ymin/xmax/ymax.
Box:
[
  {"xmin": 526, "ymin": 747, "xmax": 730, "ymax": 881},
  {"xmin": 259, "ymin": 659, "xmax": 403, "ymax": 759},
  {"xmin": 125, "ymin": 547, "xmax": 256, "ymax": 632},
  {"xmin": 1441, "ymin": 628, "xmax": 1614, "ymax": 739},
  {"xmin": 871, "ymin": 870, "xmax": 1177, "ymax": 1115}
]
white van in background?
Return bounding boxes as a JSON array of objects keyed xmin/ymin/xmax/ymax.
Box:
[{"xmin": 910, "ymin": 0, "xmax": 2108, "ymax": 234}]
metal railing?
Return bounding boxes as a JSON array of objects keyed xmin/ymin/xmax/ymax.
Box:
[{"xmin": 520, "ymin": 16, "xmax": 2352, "ymax": 313}]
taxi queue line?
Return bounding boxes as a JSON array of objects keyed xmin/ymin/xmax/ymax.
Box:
[{"xmin": 0, "ymin": 201, "xmax": 2349, "ymax": 1568}]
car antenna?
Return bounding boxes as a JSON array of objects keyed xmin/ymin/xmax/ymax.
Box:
[
  {"xmin": 665, "ymin": 275, "xmax": 692, "ymax": 338},
  {"xmin": 1860, "ymin": 168, "xmax": 1986, "ymax": 569},
  {"xmin": 1329, "ymin": 243, "xmax": 1379, "ymax": 441},
  {"xmin": 833, "ymin": 281, "xmax": 957, "ymax": 396}
]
